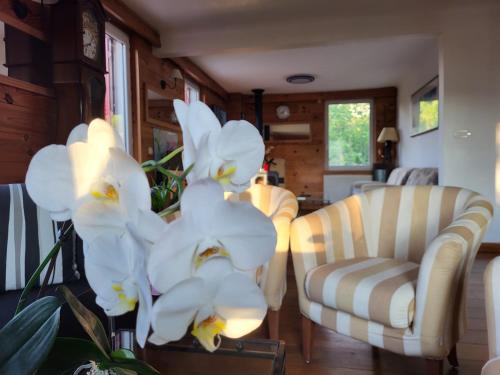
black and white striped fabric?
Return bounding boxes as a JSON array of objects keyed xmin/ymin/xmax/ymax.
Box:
[{"xmin": 0, "ymin": 184, "xmax": 83, "ymax": 293}]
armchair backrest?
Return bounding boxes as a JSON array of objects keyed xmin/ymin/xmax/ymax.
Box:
[
  {"xmin": 365, "ymin": 186, "xmax": 490, "ymax": 263},
  {"xmin": 226, "ymin": 184, "xmax": 298, "ymax": 220},
  {"xmin": 0, "ymin": 183, "xmax": 83, "ymax": 294}
]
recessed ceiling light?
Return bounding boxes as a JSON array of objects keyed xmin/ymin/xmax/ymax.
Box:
[{"xmin": 286, "ymin": 74, "xmax": 315, "ymax": 84}]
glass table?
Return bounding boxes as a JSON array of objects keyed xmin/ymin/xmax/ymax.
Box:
[{"xmin": 115, "ymin": 330, "xmax": 286, "ymax": 375}]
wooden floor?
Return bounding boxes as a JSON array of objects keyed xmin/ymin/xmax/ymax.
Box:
[{"xmin": 251, "ymin": 253, "xmax": 494, "ymax": 375}]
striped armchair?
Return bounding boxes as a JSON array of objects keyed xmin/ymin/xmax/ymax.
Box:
[
  {"xmin": 290, "ymin": 186, "xmax": 492, "ymax": 373},
  {"xmin": 483, "ymin": 257, "xmax": 500, "ymax": 374},
  {"xmin": 227, "ymin": 184, "xmax": 298, "ymax": 339}
]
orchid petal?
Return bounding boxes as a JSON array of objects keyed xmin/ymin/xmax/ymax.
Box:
[
  {"xmin": 186, "ymin": 101, "xmax": 221, "ymax": 149},
  {"xmin": 88, "ymin": 118, "xmax": 125, "ymax": 150},
  {"xmin": 148, "ymin": 219, "xmax": 196, "ymax": 293},
  {"xmin": 131, "ymin": 209, "xmax": 167, "ymax": 245},
  {"xmin": 213, "ymin": 201, "xmax": 276, "ymax": 270},
  {"xmin": 25, "ymin": 145, "xmax": 75, "ymax": 216},
  {"xmin": 135, "ymin": 271, "xmax": 152, "ymax": 348},
  {"xmin": 180, "ymin": 178, "xmax": 224, "ymax": 215},
  {"xmin": 214, "ymin": 272, "xmax": 267, "ymax": 338},
  {"xmin": 174, "ymin": 99, "xmax": 196, "ymax": 175},
  {"xmin": 194, "ymin": 258, "xmax": 233, "ymax": 297},
  {"xmin": 72, "ymin": 199, "xmax": 126, "ymax": 243},
  {"xmin": 215, "ymin": 121, "xmax": 264, "ymax": 186},
  {"xmin": 150, "ymin": 277, "xmax": 205, "ymax": 344},
  {"xmin": 66, "ymin": 123, "xmax": 88, "ymax": 146}
]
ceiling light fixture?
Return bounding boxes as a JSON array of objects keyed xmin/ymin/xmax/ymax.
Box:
[{"xmin": 286, "ymin": 74, "xmax": 315, "ymax": 84}]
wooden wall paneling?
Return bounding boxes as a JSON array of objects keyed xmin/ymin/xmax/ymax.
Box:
[
  {"xmin": 230, "ymin": 87, "xmax": 397, "ymax": 198},
  {"xmin": 170, "ymin": 57, "xmax": 228, "ymax": 101},
  {"xmin": 0, "ymin": 0, "xmax": 50, "ymax": 42},
  {"xmin": 0, "ymin": 76, "xmax": 55, "ymax": 182},
  {"xmin": 130, "ymin": 35, "xmax": 184, "ymax": 163}
]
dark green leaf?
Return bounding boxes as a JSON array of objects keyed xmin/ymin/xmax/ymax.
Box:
[
  {"xmin": 38, "ymin": 337, "xmax": 108, "ymax": 375},
  {"xmin": 59, "ymin": 285, "xmax": 111, "ymax": 357},
  {"xmin": 0, "ymin": 296, "xmax": 60, "ymax": 374},
  {"xmin": 108, "ymin": 358, "xmax": 160, "ymax": 375},
  {"xmin": 111, "ymin": 349, "xmax": 136, "ymax": 360}
]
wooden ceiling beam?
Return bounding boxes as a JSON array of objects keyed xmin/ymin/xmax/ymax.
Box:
[
  {"xmin": 170, "ymin": 57, "xmax": 228, "ymax": 100},
  {"xmin": 101, "ymin": 0, "xmax": 161, "ymax": 47}
]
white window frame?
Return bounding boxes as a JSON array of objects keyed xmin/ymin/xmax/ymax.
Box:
[
  {"xmin": 105, "ymin": 22, "xmax": 133, "ymax": 153},
  {"xmin": 324, "ymin": 99, "xmax": 374, "ymax": 171},
  {"xmin": 184, "ymin": 79, "xmax": 200, "ymax": 103}
]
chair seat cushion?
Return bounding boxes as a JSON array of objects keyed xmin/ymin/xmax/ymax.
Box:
[{"xmin": 305, "ymin": 257, "xmax": 419, "ymax": 329}]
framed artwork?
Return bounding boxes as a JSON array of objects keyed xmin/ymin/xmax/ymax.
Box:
[{"xmin": 411, "ymin": 76, "xmax": 439, "ymax": 137}]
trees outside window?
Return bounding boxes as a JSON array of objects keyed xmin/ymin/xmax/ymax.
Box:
[{"xmin": 326, "ymin": 101, "xmax": 372, "ymax": 169}]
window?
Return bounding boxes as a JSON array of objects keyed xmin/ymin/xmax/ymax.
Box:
[
  {"xmin": 184, "ymin": 79, "xmax": 200, "ymax": 103},
  {"xmin": 104, "ymin": 23, "xmax": 132, "ymax": 152},
  {"xmin": 326, "ymin": 101, "xmax": 372, "ymax": 169}
]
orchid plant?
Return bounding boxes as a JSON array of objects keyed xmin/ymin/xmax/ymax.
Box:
[{"xmin": 0, "ymin": 99, "xmax": 276, "ymax": 374}]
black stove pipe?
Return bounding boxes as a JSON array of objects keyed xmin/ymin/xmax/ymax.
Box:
[{"xmin": 252, "ymin": 88, "xmax": 264, "ymax": 136}]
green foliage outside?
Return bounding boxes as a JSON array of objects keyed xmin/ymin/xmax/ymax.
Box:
[
  {"xmin": 328, "ymin": 102, "xmax": 371, "ymax": 167},
  {"xmin": 419, "ymin": 99, "xmax": 439, "ymax": 131}
]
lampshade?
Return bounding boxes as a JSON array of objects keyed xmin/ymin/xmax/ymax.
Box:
[
  {"xmin": 377, "ymin": 127, "xmax": 399, "ymax": 143},
  {"xmin": 169, "ymin": 68, "xmax": 184, "ymax": 81}
]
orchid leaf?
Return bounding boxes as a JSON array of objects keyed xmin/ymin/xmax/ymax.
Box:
[
  {"xmin": 37, "ymin": 337, "xmax": 108, "ymax": 375},
  {"xmin": 59, "ymin": 285, "xmax": 111, "ymax": 358},
  {"xmin": 111, "ymin": 349, "xmax": 136, "ymax": 360},
  {"xmin": 0, "ymin": 296, "xmax": 60, "ymax": 374},
  {"xmin": 156, "ymin": 145, "xmax": 183, "ymax": 166},
  {"xmin": 107, "ymin": 357, "xmax": 160, "ymax": 375}
]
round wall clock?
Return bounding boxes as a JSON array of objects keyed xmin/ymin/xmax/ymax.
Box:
[
  {"xmin": 82, "ymin": 9, "xmax": 99, "ymax": 61},
  {"xmin": 276, "ymin": 105, "xmax": 290, "ymax": 120}
]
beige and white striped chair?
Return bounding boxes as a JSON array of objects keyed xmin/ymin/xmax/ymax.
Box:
[
  {"xmin": 290, "ymin": 186, "xmax": 492, "ymax": 373},
  {"xmin": 227, "ymin": 184, "xmax": 298, "ymax": 339},
  {"xmin": 483, "ymin": 257, "xmax": 500, "ymax": 374}
]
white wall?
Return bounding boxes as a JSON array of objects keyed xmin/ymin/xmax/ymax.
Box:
[
  {"xmin": 324, "ymin": 174, "xmax": 372, "ymax": 203},
  {"xmin": 438, "ymin": 5, "xmax": 500, "ymax": 242},
  {"xmin": 0, "ymin": 22, "xmax": 7, "ymax": 76},
  {"xmin": 397, "ymin": 43, "xmax": 439, "ymax": 169}
]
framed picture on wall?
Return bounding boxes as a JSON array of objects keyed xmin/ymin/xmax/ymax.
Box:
[{"xmin": 411, "ymin": 76, "xmax": 439, "ymax": 137}]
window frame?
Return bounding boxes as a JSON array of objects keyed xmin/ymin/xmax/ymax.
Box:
[
  {"xmin": 324, "ymin": 99, "xmax": 374, "ymax": 171},
  {"xmin": 184, "ymin": 78, "xmax": 200, "ymax": 104},
  {"xmin": 105, "ymin": 22, "xmax": 133, "ymax": 153}
]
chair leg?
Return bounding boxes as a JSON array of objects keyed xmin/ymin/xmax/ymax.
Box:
[
  {"xmin": 267, "ymin": 309, "xmax": 280, "ymax": 340},
  {"xmin": 447, "ymin": 345, "xmax": 459, "ymax": 368},
  {"xmin": 425, "ymin": 359, "xmax": 443, "ymax": 375},
  {"xmin": 301, "ymin": 315, "xmax": 314, "ymax": 364}
]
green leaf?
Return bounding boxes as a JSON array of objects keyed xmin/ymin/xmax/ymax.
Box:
[
  {"xmin": 111, "ymin": 349, "xmax": 136, "ymax": 360},
  {"xmin": 158, "ymin": 200, "xmax": 180, "ymax": 217},
  {"xmin": 38, "ymin": 337, "xmax": 109, "ymax": 375},
  {"xmin": 16, "ymin": 223, "xmax": 74, "ymax": 314},
  {"xmin": 107, "ymin": 358, "xmax": 160, "ymax": 375},
  {"xmin": 156, "ymin": 145, "xmax": 184, "ymax": 166},
  {"xmin": 59, "ymin": 285, "xmax": 111, "ymax": 358},
  {"xmin": 0, "ymin": 296, "xmax": 60, "ymax": 374}
]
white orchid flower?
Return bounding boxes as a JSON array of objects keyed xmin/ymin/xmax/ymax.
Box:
[
  {"xmin": 148, "ymin": 178, "xmax": 276, "ymax": 294},
  {"xmin": 84, "ymin": 232, "xmax": 152, "ymax": 348},
  {"xmin": 26, "ymin": 119, "xmax": 127, "ymax": 221},
  {"xmin": 174, "ymin": 99, "xmax": 264, "ymax": 192},
  {"xmin": 149, "ymin": 258, "xmax": 267, "ymax": 352},
  {"xmin": 26, "ymin": 119, "xmax": 165, "ymax": 244}
]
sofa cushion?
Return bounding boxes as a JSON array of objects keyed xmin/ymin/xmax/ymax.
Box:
[
  {"xmin": 0, "ymin": 184, "xmax": 84, "ymax": 293},
  {"xmin": 305, "ymin": 257, "xmax": 419, "ymax": 329},
  {"xmin": 405, "ymin": 168, "xmax": 438, "ymax": 185},
  {"xmin": 387, "ymin": 167, "xmax": 413, "ymax": 185}
]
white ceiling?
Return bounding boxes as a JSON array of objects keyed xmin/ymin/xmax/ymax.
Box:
[
  {"xmin": 118, "ymin": 0, "xmax": 472, "ymax": 94},
  {"xmin": 190, "ymin": 36, "xmax": 438, "ymax": 94}
]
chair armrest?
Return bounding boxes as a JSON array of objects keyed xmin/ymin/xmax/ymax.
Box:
[
  {"xmin": 260, "ymin": 215, "xmax": 293, "ymax": 311},
  {"xmin": 412, "ymin": 233, "xmax": 467, "ymax": 346}
]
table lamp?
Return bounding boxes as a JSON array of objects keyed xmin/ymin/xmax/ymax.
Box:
[{"xmin": 377, "ymin": 127, "xmax": 399, "ymax": 163}]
